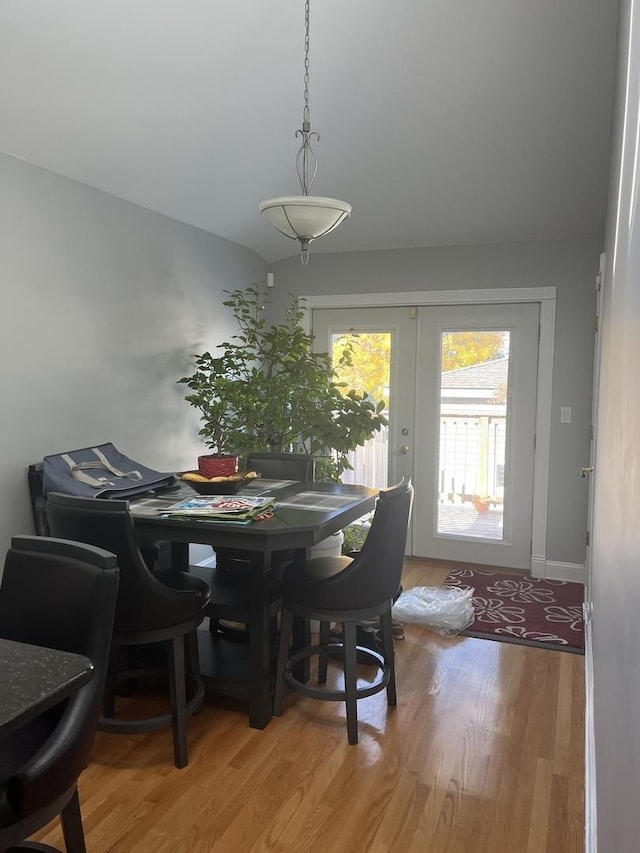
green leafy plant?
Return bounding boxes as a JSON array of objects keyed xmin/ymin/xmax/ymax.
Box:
[
  {"xmin": 341, "ymin": 517, "xmax": 371, "ymax": 554},
  {"xmin": 178, "ymin": 284, "xmax": 387, "ymax": 477}
]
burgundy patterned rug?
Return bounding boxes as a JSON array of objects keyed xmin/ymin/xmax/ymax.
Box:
[{"xmin": 442, "ymin": 568, "xmax": 585, "ymax": 654}]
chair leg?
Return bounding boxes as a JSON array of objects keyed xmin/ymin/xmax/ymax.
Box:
[
  {"xmin": 379, "ymin": 609, "xmax": 397, "ymax": 706},
  {"xmin": 318, "ymin": 621, "xmax": 331, "ymax": 683},
  {"xmin": 342, "ymin": 621, "xmax": 359, "ymax": 745},
  {"xmin": 186, "ymin": 630, "xmax": 204, "ymax": 715},
  {"xmin": 102, "ymin": 676, "xmax": 116, "ymax": 719},
  {"xmin": 273, "ymin": 608, "xmax": 293, "ymax": 716},
  {"xmin": 187, "ymin": 629, "xmax": 201, "ymax": 676},
  {"xmin": 168, "ymin": 635, "xmax": 188, "ymax": 769},
  {"xmin": 103, "ymin": 646, "xmax": 129, "ymax": 716},
  {"xmin": 60, "ymin": 787, "xmax": 87, "ymax": 853}
]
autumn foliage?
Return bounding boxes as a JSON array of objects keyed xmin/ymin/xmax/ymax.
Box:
[{"xmin": 441, "ymin": 331, "xmax": 505, "ymax": 372}]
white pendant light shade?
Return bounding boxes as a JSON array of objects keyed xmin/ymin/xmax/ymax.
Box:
[
  {"xmin": 259, "ymin": 0, "xmax": 350, "ymax": 263},
  {"xmin": 259, "ymin": 195, "xmax": 351, "ymax": 242}
]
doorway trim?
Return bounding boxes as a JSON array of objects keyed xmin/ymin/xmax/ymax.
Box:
[{"xmin": 304, "ymin": 287, "xmax": 556, "ymax": 576}]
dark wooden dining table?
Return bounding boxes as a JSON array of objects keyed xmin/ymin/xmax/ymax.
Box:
[
  {"xmin": 129, "ymin": 478, "xmax": 378, "ymax": 729},
  {"xmin": 0, "ymin": 638, "xmax": 93, "ymax": 738}
]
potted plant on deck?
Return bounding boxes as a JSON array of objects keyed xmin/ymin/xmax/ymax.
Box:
[
  {"xmin": 471, "ymin": 495, "xmax": 491, "ymax": 513},
  {"xmin": 178, "ymin": 284, "xmax": 387, "ymax": 478}
]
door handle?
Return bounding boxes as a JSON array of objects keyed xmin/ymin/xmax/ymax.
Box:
[{"xmin": 581, "ymin": 466, "xmax": 594, "ymax": 478}]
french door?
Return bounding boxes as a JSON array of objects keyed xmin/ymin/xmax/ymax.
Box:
[{"xmin": 312, "ymin": 301, "xmax": 540, "ymax": 569}]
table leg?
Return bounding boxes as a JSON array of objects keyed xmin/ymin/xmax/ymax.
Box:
[
  {"xmin": 171, "ymin": 541, "xmax": 190, "ymax": 570},
  {"xmin": 247, "ymin": 552, "xmax": 274, "ymax": 729}
]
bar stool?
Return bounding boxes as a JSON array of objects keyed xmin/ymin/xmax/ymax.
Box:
[{"xmin": 273, "ymin": 480, "xmax": 413, "ymax": 744}]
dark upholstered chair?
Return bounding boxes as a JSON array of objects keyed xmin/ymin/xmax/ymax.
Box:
[
  {"xmin": 46, "ymin": 493, "xmax": 210, "ymax": 769},
  {"xmin": 273, "ymin": 480, "xmax": 413, "ymax": 744},
  {"xmin": 0, "ymin": 535, "xmax": 119, "ymax": 853},
  {"xmin": 204, "ymin": 452, "xmax": 314, "ymax": 641},
  {"xmin": 245, "ymin": 452, "xmax": 313, "ymax": 482},
  {"xmin": 27, "ymin": 463, "xmax": 50, "ymax": 537}
]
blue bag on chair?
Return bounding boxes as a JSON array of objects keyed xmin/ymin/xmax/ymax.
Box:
[{"xmin": 42, "ymin": 442, "xmax": 176, "ymax": 499}]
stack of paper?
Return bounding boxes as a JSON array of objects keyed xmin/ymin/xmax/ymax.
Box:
[{"xmin": 162, "ymin": 495, "xmax": 276, "ymax": 522}]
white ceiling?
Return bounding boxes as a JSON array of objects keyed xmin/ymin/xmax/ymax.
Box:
[{"xmin": 0, "ymin": 0, "xmax": 618, "ymax": 264}]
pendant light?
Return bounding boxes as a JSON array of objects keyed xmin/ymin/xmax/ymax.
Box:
[{"xmin": 259, "ymin": 0, "xmax": 351, "ymax": 264}]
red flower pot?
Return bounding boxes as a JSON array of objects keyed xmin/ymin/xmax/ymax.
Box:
[
  {"xmin": 197, "ymin": 455, "xmax": 238, "ymax": 478},
  {"xmin": 472, "ymin": 496, "xmax": 491, "ymax": 513}
]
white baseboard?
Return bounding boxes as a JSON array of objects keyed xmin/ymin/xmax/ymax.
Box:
[
  {"xmin": 531, "ymin": 557, "xmax": 585, "ymax": 583},
  {"xmin": 583, "ymin": 600, "xmax": 597, "ymax": 852}
]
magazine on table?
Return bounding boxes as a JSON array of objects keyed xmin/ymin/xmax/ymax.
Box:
[{"xmin": 162, "ymin": 494, "xmax": 276, "ymax": 521}]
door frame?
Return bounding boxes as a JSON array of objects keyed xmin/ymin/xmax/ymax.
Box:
[
  {"xmin": 584, "ymin": 253, "xmax": 605, "ymax": 596},
  {"xmin": 303, "ymin": 287, "xmax": 556, "ymax": 576}
]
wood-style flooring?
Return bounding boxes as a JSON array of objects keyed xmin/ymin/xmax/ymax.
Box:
[{"xmin": 32, "ymin": 558, "xmax": 585, "ymax": 852}]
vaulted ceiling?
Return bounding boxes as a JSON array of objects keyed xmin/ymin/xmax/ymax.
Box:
[{"xmin": 0, "ymin": 0, "xmax": 618, "ymax": 263}]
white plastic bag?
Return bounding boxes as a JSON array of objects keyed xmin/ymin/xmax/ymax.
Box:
[{"xmin": 392, "ymin": 586, "xmax": 475, "ymax": 636}]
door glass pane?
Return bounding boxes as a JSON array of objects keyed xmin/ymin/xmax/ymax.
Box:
[
  {"xmin": 437, "ymin": 330, "xmax": 510, "ymax": 540},
  {"xmin": 330, "ymin": 331, "xmax": 390, "ymax": 489}
]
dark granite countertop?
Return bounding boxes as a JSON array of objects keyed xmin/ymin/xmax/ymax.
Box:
[{"xmin": 0, "ymin": 638, "xmax": 93, "ymax": 737}]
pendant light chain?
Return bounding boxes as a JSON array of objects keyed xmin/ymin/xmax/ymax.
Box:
[
  {"xmin": 303, "ymin": 0, "xmax": 310, "ymax": 128},
  {"xmin": 297, "ymin": 0, "xmax": 318, "ymax": 198}
]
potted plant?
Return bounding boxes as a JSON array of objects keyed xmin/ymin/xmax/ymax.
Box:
[
  {"xmin": 177, "ymin": 348, "xmax": 250, "ymax": 477},
  {"xmin": 178, "ymin": 284, "xmax": 387, "ymax": 476},
  {"xmin": 471, "ymin": 495, "xmax": 491, "ymax": 513}
]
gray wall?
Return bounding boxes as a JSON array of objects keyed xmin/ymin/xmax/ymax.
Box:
[
  {"xmin": 0, "ymin": 153, "xmax": 265, "ymax": 558},
  {"xmin": 0, "ymin": 151, "xmax": 600, "ymax": 572},
  {"xmin": 270, "ymin": 239, "xmax": 600, "ymax": 566},
  {"xmin": 593, "ymin": 0, "xmax": 640, "ymax": 847}
]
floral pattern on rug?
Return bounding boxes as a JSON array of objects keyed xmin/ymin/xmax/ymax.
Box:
[{"xmin": 442, "ymin": 569, "xmax": 584, "ymax": 653}]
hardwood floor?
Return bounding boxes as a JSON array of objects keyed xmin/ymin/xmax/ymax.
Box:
[{"xmin": 33, "ymin": 559, "xmax": 585, "ymax": 852}]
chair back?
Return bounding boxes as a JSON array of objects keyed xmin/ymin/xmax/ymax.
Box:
[
  {"xmin": 27, "ymin": 463, "xmax": 49, "ymax": 536},
  {"xmin": 0, "ymin": 535, "xmax": 119, "ymax": 821},
  {"xmin": 312, "ymin": 480, "xmax": 413, "ymax": 611},
  {"xmin": 46, "ymin": 492, "xmax": 202, "ymax": 632},
  {"xmin": 246, "ymin": 452, "xmax": 313, "ymax": 481}
]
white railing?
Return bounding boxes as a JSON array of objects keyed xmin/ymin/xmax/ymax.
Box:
[
  {"xmin": 341, "ymin": 414, "xmax": 507, "ymax": 504},
  {"xmin": 439, "ymin": 415, "xmax": 506, "ymax": 503},
  {"xmin": 341, "ymin": 424, "xmax": 389, "ymax": 489}
]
